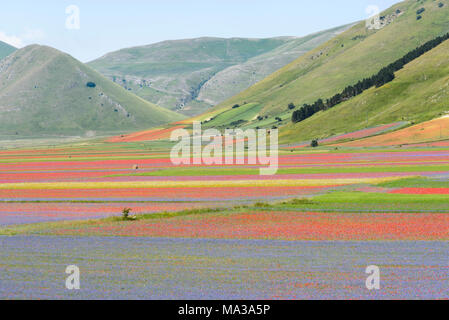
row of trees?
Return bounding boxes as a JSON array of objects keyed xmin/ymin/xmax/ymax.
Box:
[{"xmin": 292, "ymin": 32, "xmax": 449, "ymax": 124}]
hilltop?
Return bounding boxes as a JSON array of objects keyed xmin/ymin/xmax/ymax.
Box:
[
  {"xmin": 0, "ymin": 45, "xmax": 182, "ymax": 139},
  {"xmin": 0, "ymin": 41, "xmax": 16, "ymax": 60},
  {"xmin": 89, "ymin": 27, "xmax": 350, "ymax": 116}
]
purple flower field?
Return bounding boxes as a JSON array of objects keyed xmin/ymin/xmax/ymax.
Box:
[{"xmin": 0, "ymin": 236, "xmax": 447, "ymax": 300}]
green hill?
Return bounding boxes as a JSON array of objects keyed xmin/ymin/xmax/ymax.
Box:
[
  {"xmin": 0, "ymin": 41, "xmax": 16, "ymax": 60},
  {"xmin": 202, "ymin": 0, "xmax": 449, "ymax": 139},
  {"xmin": 88, "ymin": 28, "xmax": 350, "ymax": 116},
  {"xmin": 281, "ymin": 32, "xmax": 449, "ymax": 143},
  {"xmin": 0, "ymin": 45, "xmax": 182, "ymax": 138}
]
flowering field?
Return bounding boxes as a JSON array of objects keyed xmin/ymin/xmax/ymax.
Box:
[
  {"xmin": 0, "ymin": 202, "xmax": 224, "ymax": 225},
  {"xmin": 106, "ymin": 126, "xmax": 186, "ymax": 142},
  {"xmin": 286, "ymin": 122, "xmax": 407, "ymax": 148},
  {"xmin": 337, "ymin": 117, "xmax": 449, "ymax": 147},
  {"xmin": 0, "ymin": 140, "xmax": 448, "ymax": 299},
  {"xmin": 0, "ymin": 145, "xmax": 448, "ymax": 224},
  {"xmin": 44, "ymin": 211, "xmax": 449, "ymax": 241},
  {"xmin": 1, "ymin": 236, "xmax": 447, "ymax": 299}
]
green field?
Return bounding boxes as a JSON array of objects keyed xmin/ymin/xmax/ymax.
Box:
[{"xmin": 281, "ymin": 33, "xmax": 449, "ymax": 143}]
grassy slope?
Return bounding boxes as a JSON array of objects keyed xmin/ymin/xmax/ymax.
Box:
[
  {"xmin": 282, "ymin": 35, "xmax": 449, "ymax": 143},
  {"xmin": 2, "ymin": 190, "xmax": 449, "ymax": 236},
  {"xmin": 0, "ymin": 41, "xmax": 16, "ymax": 60},
  {"xmin": 0, "ymin": 45, "xmax": 182, "ymax": 138},
  {"xmin": 336, "ymin": 116, "xmax": 449, "ymax": 147},
  {"xmin": 201, "ymin": 0, "xmax": 449, "ymax": 139},
  {"xmin": 88, "ymin": 29, "xmax": 349, "ymax": 116}
]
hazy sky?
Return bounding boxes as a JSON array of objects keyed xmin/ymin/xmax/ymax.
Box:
[{"xmin": 0, "ymin": 0, "xmax": 401, "ymax": 62}]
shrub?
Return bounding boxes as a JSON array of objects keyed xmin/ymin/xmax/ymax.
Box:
[
  {"xmin": 232, "ymin": 104, "xmax": 240, "ymax": 109},
  {"xmin": 122, "ymin": 208, "xmax": 131, "ymax": 220},
  {"xmin": 122, "ymin": 208, "xmax": 136, "ymax": 221},
  {"xmin": 311, "ymin": 140, "xmax": 319, "ymax": 148},
  {"xmin": 288, "ymin": 103, "xmax": 296, "ymax": 110},
  {"xmin": 254, "ymin": 202, "xmax": 270, "ymax": 208},
  {"xmin": 86, "ymin": 82, "xmax": 96, "ymax": 88},
  {"xmin": 229, "ymin": 119, "xmax": 247, "ymax": 126},
  {"xmin": 416, "ymin": 8, "xmax": 425, "ymax": 15},
  {"xmin": 282, "ymin": 198, "xmax": 316, "ymax": 205}
]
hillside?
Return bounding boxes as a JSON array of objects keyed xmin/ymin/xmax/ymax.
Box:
[
  {"xmin": 0, "ymin": 45, "xmax": 182, "ymax": 138},
  {"xmin": 200, "ymin": 0, "xmax": 449, "ymax": 139},
  {"xmin": 281, "ymin": 32, "xmax": 449, "ymax": 144},
  {"xmin": 0, "ymin": 41, "xmax": 16, "ymax": 60},
  {"xmin": 89, "ymin": 27, "xmax": 350, "ymax": 116}
]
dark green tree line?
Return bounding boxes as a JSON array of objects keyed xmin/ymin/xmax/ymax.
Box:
[{"xmin": 292, "ymin": 32, "xmax": 449, "ymax": 124}]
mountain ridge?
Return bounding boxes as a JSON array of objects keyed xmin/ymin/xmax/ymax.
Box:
[{"xmin": 0, "ymin": 45, "xmax": 182, "ymax": 138}]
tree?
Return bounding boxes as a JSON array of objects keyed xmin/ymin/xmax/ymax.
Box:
[
  {"xmin": 311, "ymin": 140, "xmax": 319, "ymax": 148},
  {"xmin": 288, "ymin": 103, "xmax": 296, "ymax": 110},
  {"xmin": 86, "ymin": 82, "xmax": 96, "ymax": 88}
]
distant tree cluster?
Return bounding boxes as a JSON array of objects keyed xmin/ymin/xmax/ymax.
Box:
[
  {"xmin": 416, "ymin": 8, "xmax": 425, "ymax": 15},
  {"xmin": 292, "ymin": 32, "xmax": 449, "ymax": 124}
]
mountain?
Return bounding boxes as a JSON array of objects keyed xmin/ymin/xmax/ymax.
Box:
[
  {"xmin": 196, "ymin": 26, "xmax": 352, "ymax": 106},
  {"xmin": 281, "ymin": 31, "xmax": 449, "ymax": 144},
  {"xmin": 0, "ymin": 41, "xmax": 16, "ymax": 60},
  {"xmin": 88, "ymin": 26, "xmax": 350, "ymax": 117},
  {"xmin": 0, "ymin": 45, "xmax": 182, "ymax": 138},
  {"xmin": 198, "ymin": 0, "xmax": 449, "ymax": 142}
]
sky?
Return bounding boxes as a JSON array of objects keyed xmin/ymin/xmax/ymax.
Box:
[{"xmin": 0, "ymin": 0, "xmax": 401, "ymax": 62}]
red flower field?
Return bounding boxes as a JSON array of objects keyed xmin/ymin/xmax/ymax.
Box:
[
  {"xmin": 54, "ymin": 211, "xmax": 449, "ymax": 241},
  {"xmin": 390, "ymin": 188, "xmax": 449, "ymax": 195}
]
